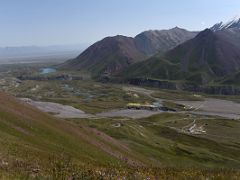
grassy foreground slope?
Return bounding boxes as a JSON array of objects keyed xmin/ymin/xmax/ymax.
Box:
[
  {"xmin": 0, "ymin": 92, "xmax": 240, "ymax": 179},
  {"xmin": 0, "ymin": 92, "xmax": 144, "ymax": 178},
  {"xmin": 79, "ymin": 114, "xmax": 240, "ymax": 168}
]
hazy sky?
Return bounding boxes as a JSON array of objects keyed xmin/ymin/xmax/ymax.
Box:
[{"xmin": 0, "ymin": 0, "xmax": 240, "ymax": 46}]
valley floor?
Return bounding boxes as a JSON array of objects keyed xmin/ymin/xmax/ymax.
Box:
[{"xmin": 0, "ymin": 63, "xmax": 240, "ymax": 179}]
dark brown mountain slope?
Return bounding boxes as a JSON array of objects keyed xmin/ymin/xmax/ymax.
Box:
[
  {"xmin": 61, "ymin": 35, "xmax": 146, "ymax": 76},
  {"xmin": 61, "ymin": 28, "xmax": 197, "ymax": 76},
  {"xmin": 121, "ymin": 28, "xmax": 240, "ymax": 85},
  {"xmin": 166, "ymin": 28, "xmax": 240, "ymax": 77},
  {"xmin": 135, "ymin": 27, "xmax": 198, "ymax": 55}
]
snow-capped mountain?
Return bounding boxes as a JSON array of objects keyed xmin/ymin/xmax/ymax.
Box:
[{"xmin": 211, "ymin": 15, "xmax": 240, "ymax": 31}]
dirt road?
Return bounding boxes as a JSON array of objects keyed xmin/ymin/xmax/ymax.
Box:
[{"xmin": 97, "ymin": 109, "xmax": 163, "ymax": 119}]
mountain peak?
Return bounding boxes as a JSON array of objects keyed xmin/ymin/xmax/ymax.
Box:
[
  {"xmin": 171, "ymin": 26, "xmax": 183, "ymax": 30},
  {"xmin": 230, "ymin": 14, "xmax": 240, "ymax": 22},
  {"xmin": 211, "ymin": 15, "xmax": 240, "ymax": 31}
]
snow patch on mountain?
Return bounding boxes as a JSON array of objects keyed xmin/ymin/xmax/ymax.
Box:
[{"xmin": 211, "ymin": 15, "xmax": 240, "ymax": 31}]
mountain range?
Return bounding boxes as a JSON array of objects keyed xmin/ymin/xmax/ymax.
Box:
[
  {"xmin": 61, "ymin": 28, "xmax": 197, "ymax": 76},
  {"xmin": 61, "ymin": 16, "xmax": 240, "ymax": 90},
  {"xmin": 121, "ymin": 17, "xmax": 240, "ymax": 85}
]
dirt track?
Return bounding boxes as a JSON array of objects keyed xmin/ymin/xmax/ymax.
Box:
[{"xmin": 97, "ymin": 109, "xmax": 163, "ymax": 119}]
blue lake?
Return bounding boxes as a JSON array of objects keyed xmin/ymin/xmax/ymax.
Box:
[{"xmin": 40, "ymin": 68, "xmax": 56, "ymax": 74}]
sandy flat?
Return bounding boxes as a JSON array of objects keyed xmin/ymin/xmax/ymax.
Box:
[{"xmin": 20, "ymin": 98, "xmax": 94, "ymax": 119}]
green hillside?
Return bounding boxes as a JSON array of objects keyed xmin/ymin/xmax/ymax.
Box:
[
  {"xmin": 121, "ymin": 57, "xmax": 183, "ymax": 80},
  {"xmin": 0, "ymin": 92, "xmax": 138, "ymax": 178},
  {"xmin": 0, "ymin": 91, "xmax": 240, "ymax": 179}
]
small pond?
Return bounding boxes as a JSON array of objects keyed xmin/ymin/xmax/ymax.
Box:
[{"xmin": 40, "ymin": 68, "xmax": 56, "ymax": 74}]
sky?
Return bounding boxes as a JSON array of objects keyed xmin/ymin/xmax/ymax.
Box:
[{"xmin": 0, "ymin": 0, "xmax": 240, "ymax": 46}]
